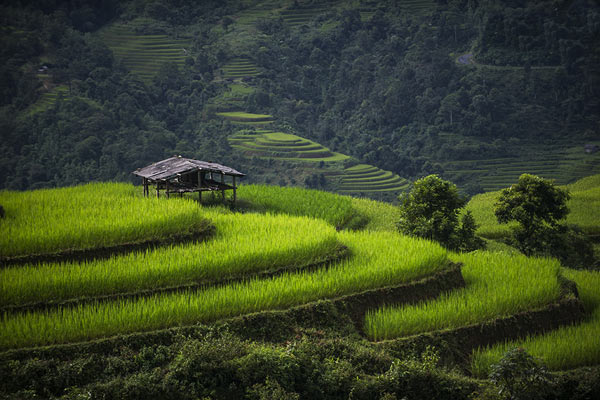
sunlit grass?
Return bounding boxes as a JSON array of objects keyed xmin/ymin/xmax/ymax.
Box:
[
  {"xmin": 471, "ymin": 268, "xmax": 600, "ymax": 376},
  {"xmin": 364, "ymin": 251, "xmax": 562, "ymax": 341},
  {"xmin": 0, "ymin": 183, "xmax": 210, "ymax": 258},
  {"xmin": 236, "ymin": 184, "xmax": 357, "ymax": 229},
  {"xmin": 0, "ymin": 211, "xmax": 339, "ymax": 307},
  {"xmin": 0, "ymin": 231, "xmax": 449, "ymax": 349}
]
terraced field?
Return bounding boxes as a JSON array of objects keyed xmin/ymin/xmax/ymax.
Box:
[
  {"xmin": 220, "ymin": 57, "xmax": 260, "ymax": 80},
  {"xmin": 229, "ymin": 130, "xmax": 349, "ymax": 163},
  {"xmin": 279, "ymin": 3, "xmax": 334, "ymax": 27},
  {"xmin": 444, "ymin": 144, "xmax": 600, "ymax": 192},
  {"xmin": 225, "ymin": 121, "xmax": 408, "ymax": 194},
  {"xmin": 398, "ymin": 0, "xmax": 437, "ymax": 15},
  {"xmin": 234, "ymin": 0, "xmax": 281, "ymax": 25},
  {"xmin": 26, "ymin": 85, "xmax": 69, "ymax": 114},
  {"xmin": 466, "ymin": 174, "xmax": 600, "ymax": 239},
  {"xmin": 337, "ymin": 164, "xmax": 410, "ymax": 193},
  {"xmin": 98, "ymin": 21, "xmax": 190, "ymax": 81},
  {"xmin": 216, "ymin": 111, "xmax": 275, "ymax": 127},
  {"xmin": 0, "ymin": 183, "xmax": 453, "ymax": 349},
  {"xmin": 212, "ymin": 83, "xmax": 255, "ymax": 110},
  {"xmin": 1, "ymin": 180, "xmax": 599, "ymax": 399}
]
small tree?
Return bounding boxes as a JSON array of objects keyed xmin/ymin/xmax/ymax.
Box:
[
  {"xmin": 397, "ymin": 175, "xmax": 484, "ymax": 251},
  {"xmin": 494, "ymin": 174, "xmax": 594, "ymax": 267},
  {"xmin": 495, "ymin": 174, "xmax": 568, "ymax": 255}
]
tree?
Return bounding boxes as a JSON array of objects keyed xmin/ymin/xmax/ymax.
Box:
[
  {"xmin": 494, "ymin": 174, "xmax": 595, "ymax": 267},
  {"xmin": 397, "ymin": 175, "xmax": 484, "ymax": 251},
  {"xmin": 494, "ymin": 174, "xmax": 570, "ymax": 255}
]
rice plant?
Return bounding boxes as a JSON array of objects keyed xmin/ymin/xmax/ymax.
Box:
[
  {"xmin": 0, "ymin": 231, "xmax": 449, "ymax": 349},
  {"xmin": 0, "ymin": 183, "xmax": 210, "ymax": 258},
  {"xmin": 0, "ymin": 211, "xmax": 339, "ymax": 307},
  {"xmin": 364, "ymin": 251, "xmax": 562, "ymax": 341},
  {"xmin": 350, "ymin": 197, "xmax": 401, "ymax": 232},
  {"xmin": 471, "ymin": 268, "xmax": 600, "ymax": 376},
  {"xmin": 237, "ymin": 184, "xmax": 356, "ymax": 228}
]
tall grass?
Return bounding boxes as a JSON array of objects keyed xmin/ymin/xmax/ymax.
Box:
[
  {"xmin": 0, "ymin": 231, "xmax": 448, "ymax": 349},
  {"xmin": 350, "ymin": 197, "xmax": 400, "ymax": 232},
  {"xmin": 466, "ymin": 174, "xmax": 600, "ymax": 238},
  {"xmin": 0, "ymin": 211, "xmax": 339, "ymax": 307},
  {"xmin": 237, "ymin": 184, "xmax": 356, "ymax": 228},
  {"xmin": 0, "ymin": 183, "xmax": 210, "ymax": 258},
  {"xmin": 471, "ymin": 268, "xmax": 600, "ymax": 376},
  {"xmin": 364, "ymin": 251, "xmax": 562, "ymax": 341}
]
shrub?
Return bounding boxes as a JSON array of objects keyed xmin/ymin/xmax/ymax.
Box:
[{"xmin": 489, "ymin": 347, "xmax": 553, "ymax": 400}]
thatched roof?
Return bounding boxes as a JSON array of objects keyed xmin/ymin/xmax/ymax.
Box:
[{"xmin": 133, "ymin": 156, "xmax": 245, "ymax": 181}]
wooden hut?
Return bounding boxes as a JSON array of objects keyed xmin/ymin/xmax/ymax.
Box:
[{"xmin": 133, "ymin": 156, "xmax": 245, "ymax": 203}]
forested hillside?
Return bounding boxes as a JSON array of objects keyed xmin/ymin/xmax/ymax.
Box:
[{"xmin": 1, "ymin": 0, "xmax": 599, "ymax": 195}]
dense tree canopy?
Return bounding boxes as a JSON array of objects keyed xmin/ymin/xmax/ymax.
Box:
[
  {"xmin": 397, "ymin": 175, "xmax": 483, "ymax": 251},
  {"xmin": 0, "ymin": 0, "xmax": 598, "ymax": 192}
]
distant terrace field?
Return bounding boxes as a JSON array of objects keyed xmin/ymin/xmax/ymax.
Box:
[
  {"xmin": 220, "ymin": 57, "xmax": 260, "ymax": 80},
  {"xmin": 337, "ymin": 164, "xmax": 409, "ymax": 193},
  {"xmin": 229, "ymin": 130, "xmax": 349, "ymax": 163},
  {"xmin": 98, "ymin": 21, "xmax": 190, "ymax": 81}
]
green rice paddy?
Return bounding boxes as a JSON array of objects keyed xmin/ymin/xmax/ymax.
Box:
[
  {"xmin": 337, "ymin": 164, "xmax": 409, "ymax": 193},
  {"xmin": 0, "ymin": 183, "xmax": 210, "ymax": 258},
  {"xmin": 364, "ymin": 251, "xmax": 562, "ymax": 341},
  {"xmin": 26, "ymin": 85, "xmax": 69, "ymax": 114},
  {"xmin": 229, "ymin": 130, "xmax": 349, "ymax": 163},
  {"xmin": 2, "ymin": 177, "xmax": 598, "ymax": 374},
  {"xmin": 444, "ymin": 143, "xmax": 600, "ymax": 192},
  {"xmin": 0, "ymin": 212, "xmax": 339, "ymax": 307},
  {"xmin": 0, "ymin": 229, "xmax": 448, "ymax": 349},
  {"xmin": 471, "ymin": 268, "xmax": 600, "ymax": 376},
  {"xmin": 236, "ymin": 184, "xmax": 355, "ymax": 228},
  {"xmin": 220, "ymin": 57, "xmax": 260, "ymax": 80}
]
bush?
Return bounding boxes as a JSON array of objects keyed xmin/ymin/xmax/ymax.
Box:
[{"xmin": 489, "ymin": 347, "xmax": 553, "ymax": 400}]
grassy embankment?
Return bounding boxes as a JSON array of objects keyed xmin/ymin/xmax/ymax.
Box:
[
  {"xmin": 228, "ymin": 126, "xmax": 408, "ymax": 193},
  {"xmin": 0, "ymin": 229, "xmax": 448, "ymax": 349},
  {"xmin": 0, "ymin": 211, "xmax": 340, "ymax": 307}
]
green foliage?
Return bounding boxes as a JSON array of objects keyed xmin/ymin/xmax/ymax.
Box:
[
  {"xmin": 488, "ymin": 347, "xmax": 553, "ymax": 400},
  {"xmin": 397, "ymin": 175, "xmax": 483, "ymax": 251},
  {"xmin": 466, "ymin": 174, "xmax": 600, "ymax": 239},
  {"xmin": 495, "ymin": 174, "xmax": 570, "ymax": 233}
]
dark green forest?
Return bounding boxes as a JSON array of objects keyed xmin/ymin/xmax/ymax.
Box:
[{"xmin": 1, "ymin": 0, "xmax": 599, "ymax": 194}]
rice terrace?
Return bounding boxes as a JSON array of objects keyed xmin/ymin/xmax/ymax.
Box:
[
  {"xmin": 1, "ymin": 173, "xmax": 599, "ymax": 398},
  {"xmin": 1, "ymin": 0, "xmax": 600, "ymax": 398}
]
